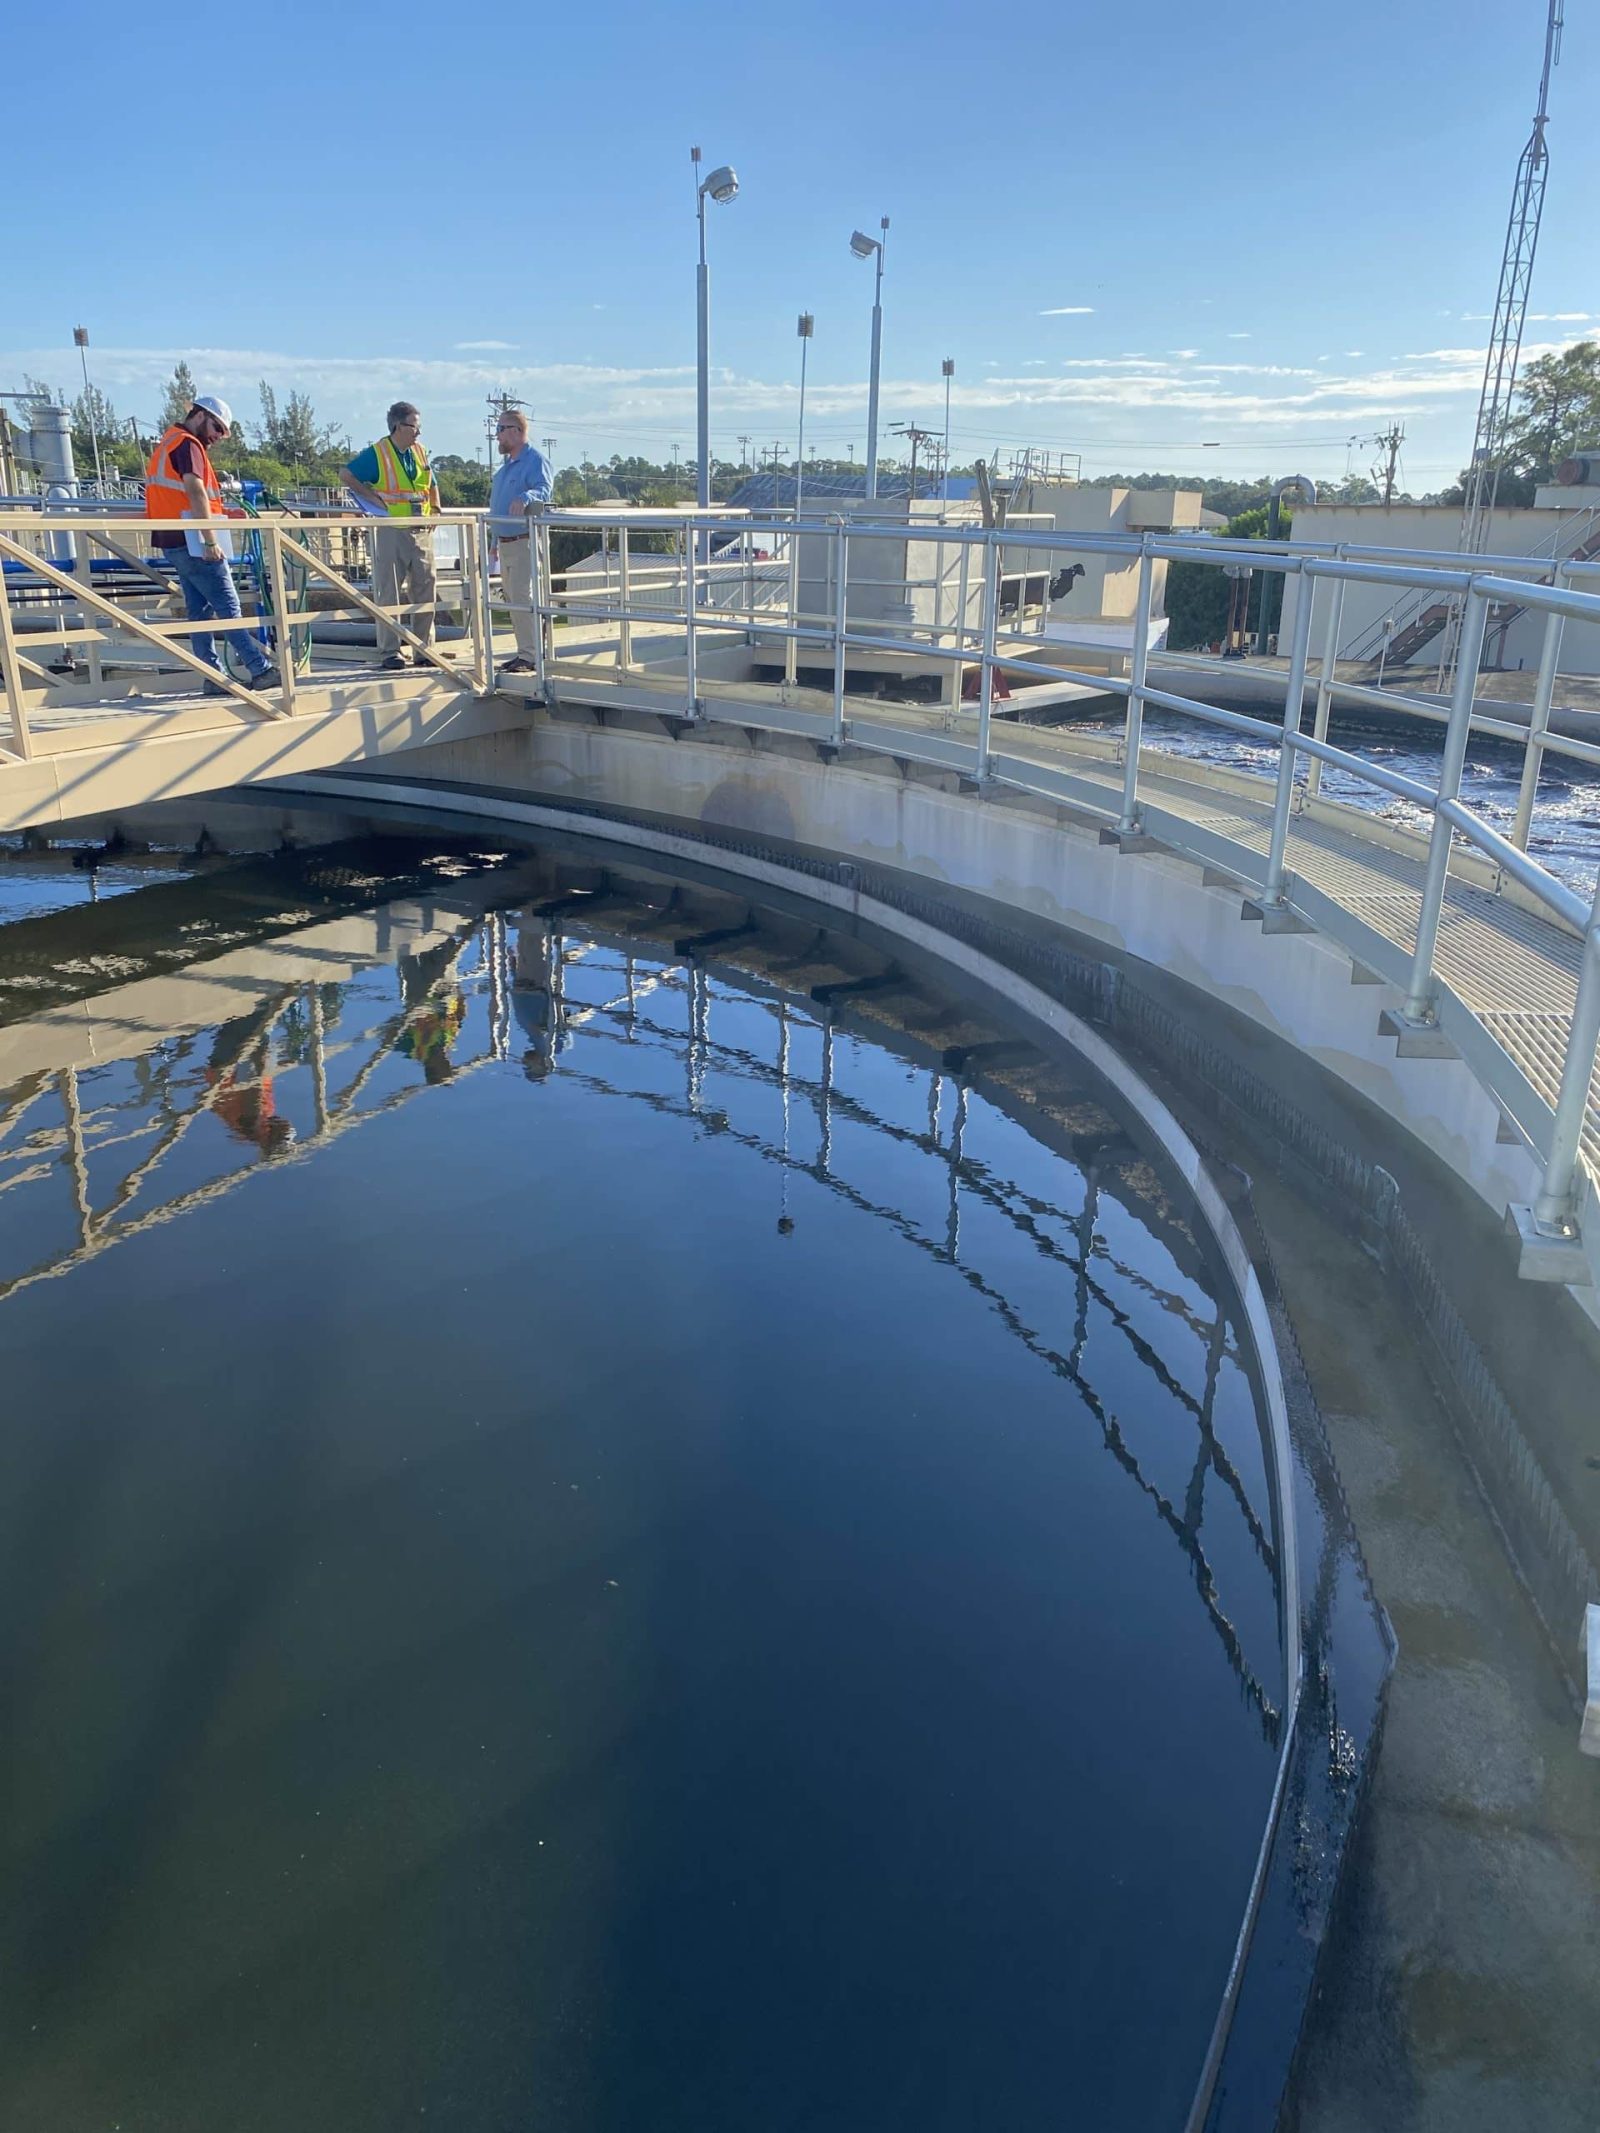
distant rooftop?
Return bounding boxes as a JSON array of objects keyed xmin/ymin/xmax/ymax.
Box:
[{"xmin": 728, "ymin": 470, "xmax": 978, "ymax": 511}]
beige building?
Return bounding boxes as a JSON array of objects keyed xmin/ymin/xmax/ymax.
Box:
[{"xmin": 1277, "ymin": 485, "xmax": 1600, "ymax": 674}]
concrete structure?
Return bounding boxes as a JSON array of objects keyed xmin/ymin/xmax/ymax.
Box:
[{"xmin": 1280, "ymin": 490, "xmax": 1600, "ymax": 671}]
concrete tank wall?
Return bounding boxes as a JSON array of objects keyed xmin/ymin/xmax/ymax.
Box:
[{"xmin": 374, "ymin": 712, "xmax": 1594, "ymax": 1315}]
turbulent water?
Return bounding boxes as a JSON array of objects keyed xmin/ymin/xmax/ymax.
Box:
[{"xmin": 1072, "ymin": 707, "xmax": 1600, "ymax": 903}]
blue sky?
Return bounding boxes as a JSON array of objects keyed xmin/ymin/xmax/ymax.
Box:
[{"xmin": 5, "ymin": 0, "xmax": 1595, "ymax": 488}]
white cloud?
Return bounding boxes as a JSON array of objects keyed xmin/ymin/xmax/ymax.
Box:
[
  {"xmin": 15, "ymin": 333, "xmax": 1587, "ymax": 460},
  {"xmin": 1038, "ymin": 306, "xmax": 1094, "ymax": 316},
  {"xmin": 454, "ymin": 338, "xmax": 516, "ymax": 351},
  {"xmin": 1345, "ymin": 350, "xmax": 1364, "ymax": 357},
  {"xmin": 1226, "ymin": 332, "xmax": 1251, "ymax": 340}
]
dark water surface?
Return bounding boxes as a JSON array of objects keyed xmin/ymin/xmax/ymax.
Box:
[{"xmin": 0, "ymin": 840, "xmax": 1284, "ymax": 2131}]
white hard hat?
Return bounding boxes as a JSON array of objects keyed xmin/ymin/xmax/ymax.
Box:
[{"xmin": 192, "ymin": 394, "xmax": 234, "ymax": 435}]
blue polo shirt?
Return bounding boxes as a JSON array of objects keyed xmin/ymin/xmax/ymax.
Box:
[{"xmin": 490, "ymin": 443, "xmax": 553, "ymax": 537}]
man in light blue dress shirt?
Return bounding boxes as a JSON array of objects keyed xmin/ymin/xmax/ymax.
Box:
[{"xmin": 489, "ymin": 409, "xmax": 553, "ymax": 672}]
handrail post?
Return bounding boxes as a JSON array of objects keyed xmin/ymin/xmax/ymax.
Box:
[
  {"xmin": 682, "ymin": 524, "xmax": 698, "ymax": 715},
  {"xmin": 1260, "ymin": 568, "xmax": 1317, "ymax": 905},
  {"xmin": 977, "ymin": 536, "xmax": 999, "ymax": 782},
  {"xmin": 1303, "ymin": 547, "xmax": 1346, "ymax": 803},
  {"xmin": 1118, "ymin": 537, "xmax": 1154, "ymax": 833},
  {"xmin": 261, "ymin": 522, "xmax": 298, "ymax": 713},
  {"xmin": 1403, "ymin": 589, "xmax": 1490, "ymax": 1022},
  {"xmin": 619, "ymin": 526, "xmax": 632, "ymax": 673},
  {"xmin": 1511, "ymin": 577, "xmax": 1566, "ymax": 852},
  {"xmin": 531, "ymin": 514, "xmax": 549, "ymax": 698},
  {"xmin": 1532, "ymin": 869, "xmax": 1600, "ymax": 1232},
  {"xmin": 456, "ymin": 514, "xmax": 488, "ymax": 686},
  {"xmin": 79, "ymin": 531, "xmax": 104, "ymax": 691},
  {"xmin": 0, "ymin": 561, "xmax": 34, "ymax": 759},
  {"xmin": 785, "ymin": 523, "xmax": 800, "ymax": 687},
  {"xmin": 476, "ymin": 515, "xmax": 496, "ymax": 694},
  {"xmin": 830, "ymin": 521, "xmax": 848, "ymax": 745}
]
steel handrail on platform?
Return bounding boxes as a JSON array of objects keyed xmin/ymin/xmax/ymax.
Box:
[
  {"xmin": 519, "ymin": 508, "xmax": 1600, "ymax": 1267},
  {"xmin": 3, "ymin": 504, "xmax": 1598, "ymax": 1270}
]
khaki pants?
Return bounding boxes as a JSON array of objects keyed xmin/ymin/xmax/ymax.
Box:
[
  {"xmin": 372, "ymin": 524, "xmax": 436, "ymax": 656},
  {"xmin": 498, "ymin": 536, "xmax": 539, "ymax": 661}
]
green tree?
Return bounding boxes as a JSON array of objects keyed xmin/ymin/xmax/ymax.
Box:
[
  {"xmin": 254, "ymin": 382, "xmax": 346, "ymax": 470},
  {"xmin": 161, "ymin": 361, "xmax": 199, "ymax": 427},
  {"xmin": 1503, "ymin": 339, "xmax": 1600, "ymax": 488},
  {"xmin": 70, "ymin": 382, "xmax": 121, "ymax": 470},
  {"xmin": 431, "ymin": 453, "xmax": 490, "ymax": 508},
  {"xmin": 1164, "ymin": 504, "xmax": 1293, "ymax": 652}
]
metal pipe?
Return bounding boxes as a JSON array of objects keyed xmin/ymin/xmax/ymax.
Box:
[
  {"xmin": 1532, "ymin": 875, "xmax": 1600, "ymax": 1230},
  {"xmin": 1512, "ymin": 588, "xmax": 1566, "ymax": 850},
  {"xmin": 1118, "ymin": 540, "xmax": 1154, "ymax": 833},
  {"xmin": 1435, "ymin": 798, "xmax": 1589, "ymax": 929},
  {"xmin": 618, "ymin": 527, "xmax": 632, "ymax": 672},
  {"xmin": 531, "ymin": 517, "xmax": 549, "ymax": 696},
  {"xmin": 1261, "ymin": 574, "xmax": 1319, "ymax": 904},
  {"xmin": 681, "ymin": 525, "xmax": 697, "ymax": 712},
  {"xmin": 977, "ymin": 541, "xmax": 999, "ymax": 781},
  {"xmin": 1403, "ymin": 591, "xmax": 1490, "ymax": 1021},
  {"xmin": 1303, "ymin": 557, "xmax": 1345, "ymax": 803},
  {"xmin": 831, "ymin": 521, "xmax": 848, "ymax": 745}
]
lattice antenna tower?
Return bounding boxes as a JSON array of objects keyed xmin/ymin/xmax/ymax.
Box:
[{"xmin": 1459, "ymin": 0, "xmax": 1563, "ymax": 561}]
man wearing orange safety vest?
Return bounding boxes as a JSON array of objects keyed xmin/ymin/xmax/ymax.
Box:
[
  {"xmin": 342, "ymin": 401, "xmax": 442, "ymax": 669},
  {"xmin": 144, "ymin": 394, "xmax": 275, "ymax": 691}
]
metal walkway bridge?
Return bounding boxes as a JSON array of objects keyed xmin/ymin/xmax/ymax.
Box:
[{"xmin": 2, "ymin": 500, "xmax": 1598, "ymax": 1283}]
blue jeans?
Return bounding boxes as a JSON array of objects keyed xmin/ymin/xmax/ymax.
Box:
[{"xmin": 170, "ymin": 549, "xmax": 272, "ymax": 679}]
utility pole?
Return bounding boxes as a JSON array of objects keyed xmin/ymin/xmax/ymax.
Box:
[
  {"xmin": 890, "ymin": 422, "xmax": 938, "ymax": 504},
  {"xmin": 737, "ymin": 433, "xmax": 752, "ymax": 472},
  {"xmin": 487, "ymin": 389, "xmax": 524, "ymax": 472},
  {"xmin": 1372, "ymin": 423, "xmax": 1404, "ymax": 506},
  {"xmin": 542, "ymin": 434, "xmax": 557, "ymax": 463}
]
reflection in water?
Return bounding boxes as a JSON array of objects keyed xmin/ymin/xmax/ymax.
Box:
[{"xmin": 0, "ymin": 847, "xmax": 1285, "ymax": 2132}]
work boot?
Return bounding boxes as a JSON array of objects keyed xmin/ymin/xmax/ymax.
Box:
[{"xmin": 380, "ymin": 652, "xmax": 413, "ymax": 671}]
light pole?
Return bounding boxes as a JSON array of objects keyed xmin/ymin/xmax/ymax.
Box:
[
  {"xmin": 72, "ymin": 325, "xmax": 105, "ymax": 489},
  {"xmin": 692, "ymin": 146, "xmax": 739, "ymax": 514},
  {"xmin": 849, "ymin": 218, "xmax": 889, "ymax": 501},
  {"xmin": 795, "ymin": 312, "xmax": 813, "ymax": 516},
  {"xmin": 941, "ymin": 357, "xmax": 954, "ymax": 503}
]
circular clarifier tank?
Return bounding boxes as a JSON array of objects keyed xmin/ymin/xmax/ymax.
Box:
[{"xmin": 0, "ymin": 835, "xmax": 1298, "ymax": 2131}]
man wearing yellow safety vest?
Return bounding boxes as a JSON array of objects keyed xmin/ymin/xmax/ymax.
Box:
[{"xmin": 342, "ymin": 401, "xmax": 442, "ymax": 669}]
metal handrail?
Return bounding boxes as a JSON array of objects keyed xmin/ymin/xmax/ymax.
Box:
[
  {"xmin": 3, "ymin": 503, "xmax": 1597, "ymax": 1252},
  {"xmin": 516, "ymin": 508, "xmax": 1600, "ymax": 1253}
]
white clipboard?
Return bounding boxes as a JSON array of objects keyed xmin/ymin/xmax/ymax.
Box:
[{"xmin": 181, "ymin": 511, "xmax": 237, "ymax": 560}]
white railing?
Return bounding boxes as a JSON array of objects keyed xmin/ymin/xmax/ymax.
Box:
[
  {"xmin": 0, "ymin": 507, "xmax": 493, "ymax": 728},
  {"xmin": 515, "ymin": 506, "xmax": 1600, "ymax": 1254},
  {"xmin": 4, "ymin": 503, "xmax": 1598, "ymax": 1255}
]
